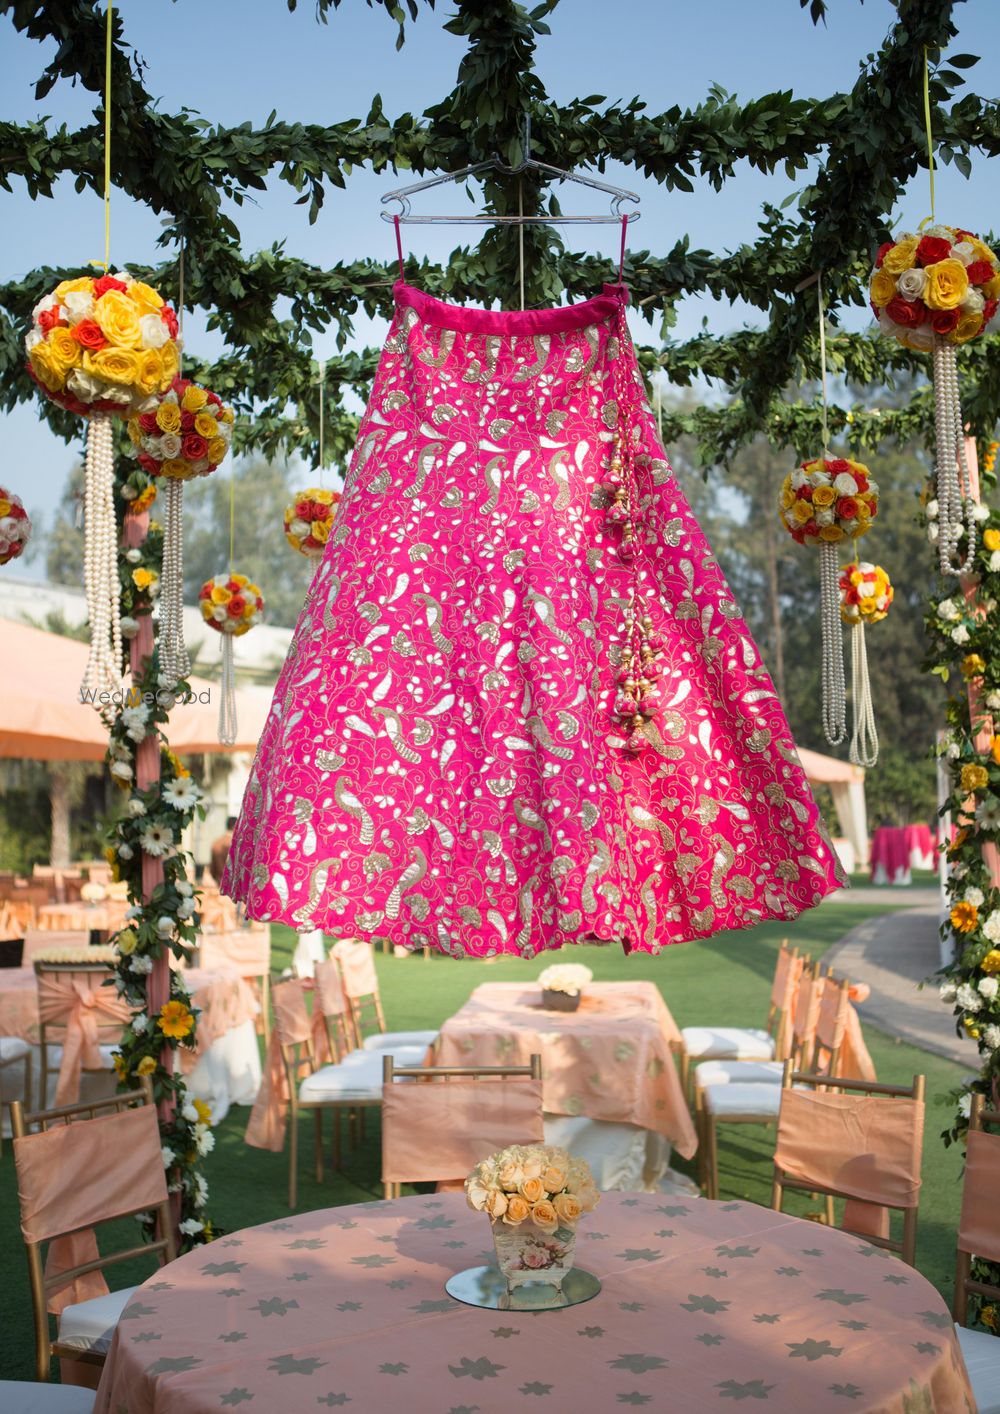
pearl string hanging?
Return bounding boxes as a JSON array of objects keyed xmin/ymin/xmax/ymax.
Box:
[
  {"xmin": 933, "ymin": 335, "xmax": 977, "ymax": 577},
  {"xmin": 218, "ymin": 632, "xmax": 237, "ymax": 746},
  {"xmin": 816, "ymin": 274, "xmax": 847, "ymax": 748},
  {"xmin": 848, "ymin": 618, "xmax": 878, "ymax": 767},
  {"xmin": 81, "ymin": 412, "xmax": 123, "ymax": 698},
  {"xmin": 158, "ymin": 241, "xmax": 190, "ymax": 687}
]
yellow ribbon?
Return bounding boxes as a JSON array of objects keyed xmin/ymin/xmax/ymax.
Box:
[
  {"xmin": 229, "ymin": 457, "xmax": 235, "ymax": 576},
  {"xmin": 922, "ymin": 45, "xmax": 936, "ymax": 225},
  {"xmin": 90, "ymin": 1, "xmax": 113, "ymax": 272}
]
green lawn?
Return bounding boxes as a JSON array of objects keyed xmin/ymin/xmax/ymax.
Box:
[{"xmin": 0, "ymin": 896, "xmax": 971, "ymax": 1382}]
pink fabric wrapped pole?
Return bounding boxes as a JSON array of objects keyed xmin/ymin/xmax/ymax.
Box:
[{"xmin": 35, "ymin": 967, "xmax": 133, "ymax": 1108}]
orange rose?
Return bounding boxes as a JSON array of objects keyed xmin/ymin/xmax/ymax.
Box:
[
  {"xmin": 530, "ymin": 1199, "xmax": 558, "ymax": 1231},
  {"xmin": 541, "ymin": 1166, "xmax": 566, "ymax": 1193},
  {"xmin": 520, "ymin": 1176, "xmax": 544, "ymax": 1204},
  {"xmin": 502, "ymin": 1195, "xmax": 530, "ymax": 1225},
  {"xmin": 553, "ymin": 1192, "xmax": 582, "ymax": 1223}
]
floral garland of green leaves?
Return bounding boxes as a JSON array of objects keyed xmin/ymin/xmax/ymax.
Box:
[
  {"xmin": 922, "ymin": 441, "xmax": 1000, "ymax": 1335},
  {"xmin": 102, "ymin": 463, "xmax": 215, "ymax": 1246}
]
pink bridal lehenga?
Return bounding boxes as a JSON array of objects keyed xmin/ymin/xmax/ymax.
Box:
[{"xmin": 222, "ymin": 279, "xmax": 844, "ymax": 957}]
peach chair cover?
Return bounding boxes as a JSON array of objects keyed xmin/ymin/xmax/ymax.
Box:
[
  {"xmin": 245, "ymin": 979, "xmax": 312, "ymax": 1153},
  {"xmin": 776, "ymin": 1088, "xmax": 923, "ymax": 1241},
  {"xmin": 771, "ymin": 947, "xmax": 805, "ymax": 1061},
  {"xmin": 198, "ymin": 893, "xmax": 240, "ymax": 933},
  {"xmin": 816, "ymin": 978, "xmax": 850, "ymax": 1061},
  {"xmin": 14, "ymin": 1103, "xmax": 167, "ymax": 1314},
  {"xmin": 958, "ymin": 1127, "xmax": 1000, "ymax": 1263},
  {"xmin": 312, "ymin": 959, "xmax": 349, "ymax": 1062},
  {"xmin": 332, "ymin": 938, "xmax": 378, "ymax": 1000},
  {"xmin": 198, "ymin": 928, "xmax": 270, "ymax": 978},
  {"xmin": 382, "ymin": 1076, "xmax": 545, "ymax": 1185},
  {"xmin": 789, "ymin": 966, "xmax": 824, "ymax": 1055},
  {"xmin": 36, "ymin": 968, "xmax": 133, "ymax": 1107}
]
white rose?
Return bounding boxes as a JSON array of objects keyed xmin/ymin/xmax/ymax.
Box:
[
  {"xmin": 121, "ymin": 616, "xmax": 140, "ymax": 639},
  {"xmin": 62, "ymin": 290, "xmax": 95, "ymax": 324},
  {"xmin": 139, "ymin": 313, "xmax": 170, "ymax": 349},
  {"xmin": 109, "ymin": 760, "xmax": 133, "ymax": 782},
  {"xmin": 66, "ymin": 367, "xmax": 108, "ymax": 402},
  {"xmin": 25, "ymin": 328, "xmax": 43, "ymax": 352},
  {"xmin": 926, "ymin": 224, "xmax": 953, "ymax": 240},
  {"xmin": 952, "ymin": 863, "xmax": 969, "ymax": 880},
  {"xmin": 133, "ymin": 1013, "xmax": 149, "ymax": 1034},
  {"xmin": 32, "ymin": 293, "xmax": 58, "ymax": 321},
  {"xmin": 118, "ymin": 842, "xmax": 134, "ymax": 860},
  {"xmin": 939, "ymin": 981, "xmax": 958, "ymax": 1003},
  {"xmin": 178, "ymin": 1218, "xmax": 204, "ymax": 1237},
  {"xmin": 906, "ymin": 323, "xmax": 935, "ymax": 351},
  {"xmin": 965, "ymin": 887, "xmax": 985, "ymax": 907},
  {"xmin": 988, "ymin": 552, "xmax": 1000, "ymax": 573},
  {"xmin": 959, "ymin": 1093, "xmax": 972, "ymax": 1118},
  {"xmin": 125, "ymin": 548, "xmax": 142, "ymax": 565},
  {"xmin": 160, "ymin": 434, "xmax": 182, "ymax": 458},
  {"xmin": 816, "ymin": 508, "xmax": 835, "ymax": 527},
  {"xmin": 952, "ymin": 241, "xmax": 976, "ymax": 266},
  {"xmin": 986, "ymin": 692, "xmax": 1000, "ymax": 710},
  {"xmin": 962, "ymin": 289, "xmax": 986, "ymax": 317},
  {"xmin": 155, "ymin": 916, "xmax": 175, "ymax": 939},
  {"xmin": 289, "ymin": 518, "xmax": 310, "ymax": 540},
  {"xmin": 983, "ymin": 1024, "xmax": 1000, "ymax": 1050},
  {"xmin": 896, "ymin": 267, "xmax": 928, "ymax": 300},
  {"xmin": 946, "ymin": 743, "xmax": 961, "ymax": 760},
  {"xmin": 973, "ymin": 501, "xmax": 991, "ymax": 523},
  {"xmin": 927, "ymin": 523, "xmax": 940, "ymax": 543},
  {"xmin": 982, "ymin": 912, "xmax": 1000, "ymax": 944},
  {"xmin": 126, "ymin": 797, "xmax": 146, "ymax": 818},
  {"xmin": 212, "ymin": 605, "xmax": 228, "ymax": 623},
  {"xmin": 951, "ymin": 624, "xmax": 970, "ymax": 644},
  {"xmin": 925, "ymin": 499, "xmax": 939, "ymax": 518},
  {"xmin": 130, "ymin": 954, "xmax": 154, "ymax": 975},
  {"xmin": 937, "ymin": 599, "xmax": 959, "ymax": 620},
  {"xmin": 978, "ymin": 976, "xmax": 999, "ymax": 999},
  {"xmin": 176, "ymin": 879, "xmax": 193, "ymax": 897},
  {"xmin": 956, "ymin": 983, "xmax": 982, "ymax": 1012}
]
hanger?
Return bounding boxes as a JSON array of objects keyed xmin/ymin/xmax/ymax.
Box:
[{"xmin": 380, "ymin": 114, "xmax": 641, "ymax": 227}]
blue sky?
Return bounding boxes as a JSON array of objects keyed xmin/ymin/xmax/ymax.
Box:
[{"xmin": 2, "ymin": 0, "xmax": 998, "ymax": 569}]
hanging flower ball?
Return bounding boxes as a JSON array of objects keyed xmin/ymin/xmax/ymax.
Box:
[
  {"xmin": 869, "ymin": 225, "xmax": 1000, "ymax": 351},
  {"xmin": 126, "ymin": 378, "xmax": 234, "ymax": 480},
  {"xmin": 778, "ymin": 458, "xmax": 879, "ymax": 546},
  {"xmin": 24, "ymin": 271, "xmax": 180, "ymax": 418},
  {"xmin": 198, "ymin": 574, "xmax": 264, "ymax": 637},
  {"xmin": 0, "ymin": 486, "xmax": 32, "ymax": 566},
  {"xmin": 839, "ymin": 562, "xmax": 893, "ymax": 625},
  {"xmin": 283, "ymin": 487, "xmax": 341, "ymax": 557}
]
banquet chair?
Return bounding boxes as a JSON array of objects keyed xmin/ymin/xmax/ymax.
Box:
[
  {"xmin": 0, "ymin": 1032, "xmax": 33, "ymax": 1156},
  {"xmin": 694, "ymin": 962, "xmax": 826, "ymax": 1199},
  {"xmin": 0, "ymin": 1382, "xmax": 94, "ymax": 1412},
  {"xmin": 331, "ymin": 938, "xmax": 438, "ymax": 1055},
  {"xmin": 679, "ymin": 940, "xmax": 803, "ymax": 1093},
  {"xmin": 34, "ymin": 960, "xmax": 133, "ymax": 1110},
  {"xmin": 198, "ymin": 925, "xmax": 272, "ymax": 1047},
  {"xmin": 381, "ymin": 1053, "xmax": 544, "ymax": 1198},
  {"xmin": 10, "ymin": 1078, "xmax": 176, "ymax": 1384},
  {"xmin": 952, "ymin": 1094, "xmax": 1000, "ymax": 1414},
  {"xmin": 771, "ymin": 1064, "xmax": 925, "ymax": 1265}
]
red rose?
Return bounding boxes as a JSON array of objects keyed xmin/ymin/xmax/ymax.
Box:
[
  {"xmin": 802, "ymin": 520, "xmax": 819, "ymax": 538},
  {"xmin": 983, "ymin": 298, "xmax": 998, "ymax": 324},
  {"xmin": 791, "ymin": 528, "xmax": 805, "ymax": 544},
  {"xmin": 930, "ymin": 308, "xmax": 961, "ymax": 335},
  {"xmin": 854, "ymin": 474, "xmax": 869, "ymax": 492},
  {"xmin": 868, "ymin": 501, "xmax": 879, "ymax": 518},
  {"xmin": 37, "ymin": 306, "xmax": 65, "ymax": 333},
  {"xmin": 160, "ymin": 306, "xmax": 179, "ymax": 338},
  {"xmin": 91, "ymin": 274, "xmax": 128, "ymax": 299},
  {"xmin": 180, "ymin": 411, "xmax": 195, "ymax": 432},
  {"xmin": 139, "ymin": 412, "xmax": 159, "ymax": 433},
  {"xmin": 70, "ymin": 319, "xmax": 107, "ymax": 350},
  {"xmin": 138, "ymin": 454, "xmax": 160, "ymax": 476},
  {"xmin": 303, "ymin": 537, "xmax": 318, "ymax": 552},
  {"xmin": 795, "ymin": 485, "xmax": 812, "ymax": 501},
  {"xmin": 886, "ymin": 295, "xmax": 926, "ymax": 328},
  {"xmin": 875, "ymin": 241, "xmax": 894, "ymax": 269},
  {"xmin": 182, "ymin": 434, "xmax": 208, "ymax": 461},
  {"xmin": 295, "ymin": 500, "xmax": 311, "ymax": 519},
  {"xmin": 255, "ymin": 597, "xmax": 264, "ymax": 611},
  {"xmin": 226, "ymin": 579, "xmax": 241, "ymax": 592},
  {"xmin": 826, "ymin": 459, "xmax": 850, "ymax": 473},
  {"xmin": 966, "ymin": 260, "xmax": 993, "ymax": 286},
  {"xmin": 227, "ymin": 595, "xmax": 246, "ymax": 618},
  {"xmin": 206, "ymin": 390, "xmax": 222, "ymax": 407},
  {"xmin": 916, "ymin": 235, "xmax": 952, "ymax": 267},
  {"xmin": 8, "ymin": 503, "xmax": 25, "ymax": 520},
  {"xmin": 836, "ymin": 496, "xmax": 859, "ymax": 520},
  {"xmin": 869, "ymin": 300, "xmax": 881, "ymax": 320},
  {"xmin": 198, "ymin": 582, "xmax": 213, "ymax": 601}
]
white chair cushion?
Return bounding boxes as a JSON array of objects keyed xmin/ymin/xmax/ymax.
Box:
[
  {"xmin": 956, "ymin": 1324, "xmax": 1000, "ymax": 1414},
  {"xmin": 682, "ymin": 1026, "xmax": 774, "ymax": 1061},
  {"xmin": 695, "ymin": 1060, "xmax": 783, "ymax": 1089},
  {"xmin": 361, "ymin": 1030, "xmax": 438, "ymax": 1053},
  {"xmin": 703, "ymin": 1082, "xmax": 783, "ymax": 1118},
  {"xmin": 0, "ymin": 1381, "xmax": 96, "ymax": 1413},
  {"xmin": 0, "ymin": 1037, "xmax": 33, "ymax": 1062},
  {"xmin": 299, "ymin": 1052, "xmax": 384, "ymax": 1103},
  {"xmin": 57, "ymin": 1285, "xmax": 137, "ymax": 1355}
]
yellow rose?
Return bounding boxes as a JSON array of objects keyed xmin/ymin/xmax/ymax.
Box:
[
  {"xmin": 553, "ymin": 1192, "xmax": 581, "ymax": 1223},
  {"xmin": 47, "ymin": 325, "xmax": 83, "ymax": 380},
  {"xmin": 113, "ymin": 1053, "xmax": 128, "ymax": 1082},
  {"xmin": 314, "ymin": 489, "xmax": 334, "ymax": 505},
  {"xmin": 812, "ymin": 485, "xmax": 836, "ymax": 507},
  {"xmin": 84, "ymin": 347, "xmax": 140, "ymax": 387},
  {"xmin": 132, "ymin": 567, "xmax": 156, "ymax": 590},
  {"xmin": 541, "ymin": 1165, "xmax": 566, "ymax": 1193},
  {"xmin": 520, "ymin": 1176, "xmax": 545, "ymax": 1204},
  {"xmin": 234, "ymin": 621, "xmax": 251, "ymax": 636},
  {"xmin": 820, "ymin": 525, "xmax": 845, "ymax": 542},
  {"xmin": 924, "ymin": 258, "xmax": 970, "ymax": 311},
  {"xmin": 859, "ymin": 598, "xmax": 877, "ymax": 616},
  {"xmin": 983, "ymin": 529, "xmax": 1000, "ymax": 552},
  {"xmin": 194, "ymin": 411, "xmax": 217, "ymax": 438},
  {"xmin": 30, "ymin": 342, "xmax": 62, "ymax": 391},
  {"xmin": 484, "ymin": 1189, "xmax": 508, "ymax": 1220},
  {"xmin": 54, "ymin": 276, "xmax": 94, "ymax": 299},
  {"xmin": 135, "ymin": 348, "xmax": 165, "ymax": 397},
  {"xmin": 136, "ymin": 1056, "xmax": 157, "ymax": 1076},
  {"xmin": 161, "ymin": 458, "xmax": 193, "ymax": 480},
  {"xmin": 982, "ymin": 275, "xmax": 1000, "ymax": 302},
  {"xmin": 781, "ymin": 487, "xmax": 796, "ymax": 510},
  {"xmin": 127, "ymin": 419, "xmax": 143, "ymax": 446},
  {"xmin": 156, "ymin": 402, "xmax": 182, "ymax": 434},
  {"xmin": 94, "ymin": 288, "xmax": 143, "ymax": 348},
  {"xmin": 159, "ymin": 340, "xmax": 180, "ymax": 383},
  {"xmin": 207, "ymin": 436, "xmax": 228, "ymax": 464},
  {"xmin": 855, "ymin": 499, "xmax": 871, "ymax": 519},
  {"xmin": 970, "ymin": 238, "xmax": 998, "ymax": 266},
  {"xmin": 231, "ymin": 573, "xmax": 249, "ymax": 587},
  {"xmin": 981, "ymin": 949, "xmax": 1000, "ymax": 975},
  {"xmin": 961, "ymin": 763, "xmax": 989, "ymax": 793},
  {"xmin": 961, "ymin": 654, "xmax": 986, "ymax": 681},
  {"xmin": 991, "ymin": 736, "xmax": 1000, "ymax": 767},
  {"xmin": 530, "ymin": 1199, "xmax": 558, "ymax": 1231},
  {"xmin": 311, "ymin": 520, "xmax": 330, "ymax": 545},
  {"xmin": 791, "ymin": 500, "xmax": 814, "ymax": 525},
  {"xmin": 220, "ymin": 405, "xmax": 235, "ymax": 424},
  {"xmin": 0, "ymin": 499, "xmax": 9, "ymax": 517},
  {"xmin": 883, "ymin": 239, "xmax": 917, "ymax": 274},
  {"xmin": 129, "ymin": 281, "xmax": 164, "ymax": 315},
  {"xmin": 242, "ymin": 599, "xmax": 256, "ymax": 618},
  {"xmin": 952, "ymin": 312, "xmax": 984, "ymax": 344},
  {"xmin": 117, "ymin": 927, "xmax": 138, "ymax": 955},
  {"xmin": 211, "ymin": 586, "xmax": 232, "ymax": 605},
  {"xmin": 870, "ymin": 268, "xmax": 897, "ymax": 307},
  {"xmin": 181, "ymin": 385, "xmax": 208, "ymax": 413},
  {"xmin": 200, "ymin": 600, "xmax": 214, "ymax": 621},
  {"xmin": 502, "ymin": 1194, "xmax": 530, "ymax": 1225},
  {"xmin": 246, "ymin": 583, "xmax": 261, "ymax": 599}
]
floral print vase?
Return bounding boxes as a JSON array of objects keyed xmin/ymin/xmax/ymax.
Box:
[{"xmin": 491, "ymin": 1220, "xmax": 577, "ymax": 1291}]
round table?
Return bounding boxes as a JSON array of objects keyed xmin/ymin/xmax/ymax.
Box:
[{"xmin": 94, "ymin": 1193, "xmax": 972, "ymax": 1413}]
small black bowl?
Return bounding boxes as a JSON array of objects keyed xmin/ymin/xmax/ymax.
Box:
[{"xmin": 541, "ymin": 988, "xmax": 581, "ymax": 1012}]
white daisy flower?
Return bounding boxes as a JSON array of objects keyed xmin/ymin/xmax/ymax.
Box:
[
  {"xmin": 178, "ymin": 1217, "xmax": 204, "ymax": 1237},
  {"xmin": 975, "ymin": 796, "xmax": 1000, "ymax": 831},
  {"xmin": 162, "ymin": 777, "xmax": 201, "ymax": 810},
  {"xmin": 140, "ymin": 824, "xmax": 172, "ymax": 856},
  {"xmin": 161, "ymin": 1146, "xmax": 176, "ymax": 1169}
]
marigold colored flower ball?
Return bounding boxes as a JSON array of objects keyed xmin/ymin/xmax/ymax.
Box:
[
  {"xmin": 284, "ymin": 487, "xmax": 341, "ymax": 557},
  {"xmin": 839, "ymin": 562, "xmax": 893, "ymax": 625},
  {"xmin": 869, "ymin": 224, "xmax": 1000, "ymax": 350},
  {"xmin": 199, "ymin": 573, "xmax": 264, "ymax": 636},
  {"xmin": 126, "ymin": 378, "xmax": 234, "ymax": 480},
  {"xmin": 778, "ymin": 458, "xmax": 879, "ymax": 547},
  {"xmin": 0, "ymin": 486, "xmax": 31, "ymax": 565}
]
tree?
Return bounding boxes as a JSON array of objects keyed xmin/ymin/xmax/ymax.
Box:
[{"xmin": 45, "ymin": 462, "xmax": 85, "ymax": 587}]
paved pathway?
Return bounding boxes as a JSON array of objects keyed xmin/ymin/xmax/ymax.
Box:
[{"xmin": 824, "ymin": 898, "xmax": 977, "ymax": 1069}]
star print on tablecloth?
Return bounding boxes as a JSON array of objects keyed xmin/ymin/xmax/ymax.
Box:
[
  {"xmin": 816, "ymin": 1290, "xmax": 869, "ymax": 1306},
  {"xmin": 268, "ymin": 1354, "xmax": 327, "ymax": 1376},
  {"xmin": 520, "ymin": 1382, "xmax": 553, "ymax": 1395},
  {"xmin": 680, "ymin": 1294, "xmax": 730, "ymax": 1315},
  {"xmin": 202, "ymin": 1261, "xmax": 246, "ymax": 1277},
  {"xmin": 829, "ymin": 1385, "xmax": 864, "ymax": 1400},
  {"xmin": 219, "ymin": 1390, "xmax": 253, "ymax": 1406},
  {"xmin": 379, "ymin": 1363, "xmax": 408, "ymax": 1376},
  {"xmin": 716, "ymin": 1379, "xmax": 776, "ymax": 1401},
  {"xmin": 695, "ymin": 1333, "xmax": 725, "ymax": 1346},
  {"xmin": 753, "ymin": 1314, "xmax": 781, "ymax": 1325},
  {"xmin": 218, "ymin": 1332, "xmax": 247, "ymax": 1343},
  {"xmin": 608, "ymin": 1355, "xmax": 668, "ymax": 1374},
  {"xmin": 578, "ymin": 1326, "xmax": 605, "ymax": 1338},
  {"xmin": 287, "ymin": 1272, "xmax": 312, "ymax": 1281},
  {"xmin": 411, "ymin": 1299, "xmax": 455, "ymax": 1314},
  {"xmin": 448, "ymin": 1356, "xmax": 505, "ymax": 1380},
  {"xmin": 253, "ymin": 1296, "xmax": 299, "ymax": 1317},
  {"xmin": 616, "ymin": 1394, "xmax": 652, "ymax": 1406},
  {"xmin": 145, "ymin": 1356, "xmax": 202, "ymax": 1376},
  {"xmin": 787, "ymin": 1338, "xmax": 844, "ymax": 1361},
  {"xmin": 131, "ymin": 1332, "xmax": 161, "ymax": 1344},
  {"xmin": 316, "ymin": 1394, "xmax": 351, "ymax": 1406},
  {"xmin": 492, "ymin": 1327, "xmax": 520, "ymax": 1338}
]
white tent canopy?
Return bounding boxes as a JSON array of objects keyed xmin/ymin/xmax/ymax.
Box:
[{"xmin": 798, "ymin": 746, "xmax": 868, "ymax": 870}]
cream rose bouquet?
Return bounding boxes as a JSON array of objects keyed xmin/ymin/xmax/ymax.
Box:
[
  {"xmin": 537, "ymin": 964, "xmax": 593, "ymax": 996},
  {"xmin": 466, "ymin": 1144, "xmax": 598, "ymax": 1231}
]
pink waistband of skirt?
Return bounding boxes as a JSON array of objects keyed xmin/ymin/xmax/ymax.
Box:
[{"xmin": 394, "ymin": 280, "xmax": 628, "ymax": 334}]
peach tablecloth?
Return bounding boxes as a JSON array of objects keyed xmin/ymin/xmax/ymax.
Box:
[
  {"xmin": 93, "ymin": 1192, "xmax": 972, "ymax": 1414},
  {"xmin": 436, "ymin": 981, "xmax": 696, "ymax": 1159}
]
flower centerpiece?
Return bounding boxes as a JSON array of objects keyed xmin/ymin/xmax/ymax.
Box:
[
  {"xmin": 538, "ymin": 963, "xmax": 593, "ymax": 1012},
  {"xmin": 198, "ymin": 572, "xmax": 264, "ymax": 746},
  {"xmin": 0, "ymin": 486, "xmax": 32, "ymax": 566},
  {"xmin": 466, "ymin": 1144, "xmax": 599, "ymax": 1292},
  {"xmin": 284, "ymin": 487, "xmax": 341, "ymax": 559},
  {"xmin": 778, "ymin": 457, "xmax": 879, "ymax": 750},
  {"xmin": 869, "ymin": 224, "xmax": 999, "ymax": 576}
]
